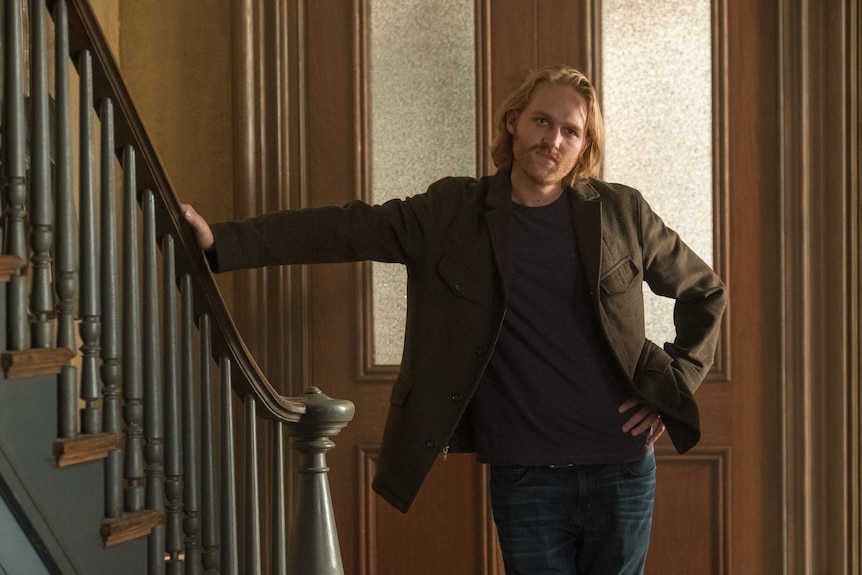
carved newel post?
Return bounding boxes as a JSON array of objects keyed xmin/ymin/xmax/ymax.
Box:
[{"xmin": 285, "ymin": 386, "xmax": 355, "ymax": 575}]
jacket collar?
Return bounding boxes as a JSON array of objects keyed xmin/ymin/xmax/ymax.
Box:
[
  {"xmin": 485, "ymin": 172, "xmax": 601, "ymax": 206},
  {"xmin": 570, "ymin": 179, "xmax": 602, "ymax": 298},
  {"xmin": 572, "ymin": 179, "xmax": 600, "ymax": 201},
  {"xmin": 484, "ymin": 170, "xmax": 514, "ymax": 295}
]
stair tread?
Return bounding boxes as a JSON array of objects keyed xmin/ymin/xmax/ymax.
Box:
[
  {"xmin": 0, "ymin": 255, "xmax": 26, "ymax": 282},
  {"xmin": 101, "ymin": 509, "xmax": 164, "ymax": 547},
  {"xmin": 1, "ymin": 347, "xmax": 75, "ymax": 379},
  {"xmin": 53, "ymin": 432, "xmax": 122, "ymax": 467}
]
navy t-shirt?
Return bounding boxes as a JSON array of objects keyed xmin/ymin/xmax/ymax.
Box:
[{"xmin": 471, "ymin": 190, "xmax": 652, "ymax": 466}]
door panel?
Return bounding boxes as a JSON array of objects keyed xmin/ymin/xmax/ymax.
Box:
[{"xmin": 299, "ymin": 1, "xmax": 781, "ymax": 573}]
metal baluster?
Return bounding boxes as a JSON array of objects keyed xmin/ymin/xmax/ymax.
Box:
[
  {"xmin": 99, "ymin": 98, "xmax": 123, "ymax": 519},
  {"xmin": 78, "ymin": 49, "xmax": 101, "ymax": 434},
  {"xmin": 163, "ymin": 235, "xmax": 183, "ymax": 574},
  {"xmin": 245, "ymin": 397, "xmax": 261, "ymax": 575},
  {"xmin": 3, "ymin": 0, "xmax": 29, "ymax": 350},
  {"xmin": 181, "ymin": 276, "xmax": 202, "ymax": 574},
  {"xmin": 122, "ymin": 145, "xmax": 144, "ymax": 513},
  {"xmin": 28, "ymin": 0, "xmax": 54, "ymax": 349},
  {"xmin": 199, "ymin": 313, "xmax": 218, "ymax": 573},
  {"xmin": 272, "ymin": 422, "xmax": 287, "ymax": 575},
  {"xmin": 53, "ymin": 0, "xmax": 78, "ymax": 439},
  {"xmin": 142, "ymin": 190, "xmax": 165, "ymax": 574},
  {"xmin": 220, "ymin": 356, "xmax": 238, "ymax": 575},
  {"xmin": 285, "ymin": 388, "xmax": 354, "ymax": 575}
]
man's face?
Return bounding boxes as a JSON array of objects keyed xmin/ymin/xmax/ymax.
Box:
[{"xmin": 507, "ymin": 82, "xmax": 589, "ymax": 190}]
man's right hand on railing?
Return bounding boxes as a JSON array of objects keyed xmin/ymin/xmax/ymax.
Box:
[{"xmin": 181, "ymin": 204, "xmax": 215, "ymax": 251}]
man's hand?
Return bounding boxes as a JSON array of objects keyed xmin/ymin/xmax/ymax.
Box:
[
  {"xmin": 619, "ymin": 398, "xmax": 665, "ymax": 445},
  {"xmin": 181, "ymin": 204, "xmax": 215, "ymax": 251}
]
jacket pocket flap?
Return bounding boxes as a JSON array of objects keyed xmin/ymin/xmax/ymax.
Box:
[
  {"xmin": 637, "ymin": 340, "xmax": 673, "ymax": 374},
  {"xmin": 600, "ymin": 256, "xmax": 639, "ymax": 295},
  {"xmin": 436, "ymin": 252, "xmax": 488, "ymax": 304}
]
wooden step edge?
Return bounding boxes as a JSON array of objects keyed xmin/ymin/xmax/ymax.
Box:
[
  {"xmin": 1, "ymin": 347, "xmax": 75, "ymax": 379},
  {"xmin": 0, "ymin": 255, "xmax": 26, "ymax": 282},
  {"xmin": 101, "ymin": 510, "xmax": 164, "ymax": 548},
  {"xmin": 53, "ymin": 432, "xmax": 122, "ymax": 468}
]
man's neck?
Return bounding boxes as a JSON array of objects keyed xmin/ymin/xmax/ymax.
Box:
[{"xmin": 510, "ymin": 170, "xmax": 564, "ymax": 206}]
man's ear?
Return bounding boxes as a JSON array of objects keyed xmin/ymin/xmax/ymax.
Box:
[{"xmin": 505, "ymin": 110, "xmax": 518, "ymax": 134}]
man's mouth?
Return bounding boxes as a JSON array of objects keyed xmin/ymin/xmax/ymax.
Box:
[{"xmin": 536, "ymin": 147, "xmax": 559, "ymax": 164}]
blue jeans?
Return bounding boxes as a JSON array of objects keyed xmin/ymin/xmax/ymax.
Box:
[{"xmin": 489, "ymin": 454, "xmax": 656, "ymax": 575}]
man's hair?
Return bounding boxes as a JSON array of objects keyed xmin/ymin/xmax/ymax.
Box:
[{"xmin": 490, "ymin": 64, "xmax": 605, "ymax": 187}]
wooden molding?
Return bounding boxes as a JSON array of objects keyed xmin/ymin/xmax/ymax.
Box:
[
  {"xmin": 53, "ymin": 433, "xmax": 122, "ymax": 468},
  {"xmin": 1, "ymin": 347, "xmax": 74, "ymax": 379},
  {"xmin": 230, "ymin": 0, "xmax": 309, "ymax": 398},
  {"xmin": 653, "ymin": 445, "xmax": 730, "ymax": 574},
  {"xmin": 357, "ymin": 445, "xmax": 378, "ymax": 575},
  {"xmin": 779, "ymin": 0, "xmax": 860, "ymax": 573},
  {"xmin": 710, "ymin": 0, "xmax": 732, "ymax": 383},
  {"xmin": 100, "ymin": 509, "xmax": 163, "ymax": 547}
]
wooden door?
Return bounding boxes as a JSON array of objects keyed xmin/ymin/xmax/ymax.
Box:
[{"xmin": 293, "ymin": 1, "xmax": 782, "ymax": 573}]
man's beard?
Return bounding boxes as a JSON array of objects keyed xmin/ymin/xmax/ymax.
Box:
[{"xmin": 511, "ymin": 136, "xmax": 574, "ymax": 186}]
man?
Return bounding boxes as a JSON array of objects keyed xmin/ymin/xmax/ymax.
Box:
[{"xmin": 183, "ymin": 65, "xmax": 726, "ymax": 574}]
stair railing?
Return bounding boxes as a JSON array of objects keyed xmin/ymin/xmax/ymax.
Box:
[{"xmin": 0, "ymin": 1, "xmax": 354, "ymax": 573}]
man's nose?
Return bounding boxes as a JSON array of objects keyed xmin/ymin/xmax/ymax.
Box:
[{"xmin": 543, "ymin": 129, "xmax": 563, "ymax": 148}]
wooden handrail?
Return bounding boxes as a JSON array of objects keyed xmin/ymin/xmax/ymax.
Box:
[{"xmin": 54, "ymin": 0, "xmax": 305, "ymax": 421}]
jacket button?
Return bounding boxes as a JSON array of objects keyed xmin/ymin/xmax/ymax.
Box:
[
  {"xmin": 425, "ymin": 439, "xmax": 437, "ymax": 449},
  {"xmin": 454, "ymin": 283, "xmax": 463, "ymax": 292},
  {"xmin": 474, "ymin": 346, "xmax": 484, "ymax": 355},
  {"xmin": 451, "ymin": 393, "xmax": 462, "ymax": 402}
]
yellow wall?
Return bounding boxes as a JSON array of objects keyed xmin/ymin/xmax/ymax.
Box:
[
  {"xmin": 87, "ymin": 0, "xmax": 118, "ymax": 55},
  {"xmin": 89, "ymin": 0, "xmax": 236, "ymax": 306}
]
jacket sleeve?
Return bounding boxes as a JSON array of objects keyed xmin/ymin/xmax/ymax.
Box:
[
  {"xmin": 633, "ymin": 191, "xmax": 727, "ymax": 452},
  {"xmin": 638, "ymin": 194, "xmax": 727, "ymax": 387},
  {"xmin": 207, "ymin": 180, "xmax": 470, "ymax": 273}
]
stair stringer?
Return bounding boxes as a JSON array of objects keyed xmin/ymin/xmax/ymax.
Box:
[{"xmin": 0, "ymin": 371, "xmax": 147, "ymax": 575}]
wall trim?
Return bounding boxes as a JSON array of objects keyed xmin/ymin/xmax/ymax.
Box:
[
  {"xmin": 779, "ymin": 0, "xmax": 860, "ymax": 573},
  {"xmin": 231, "ymin": 0, "xmax": 309, "ymax": 395}
]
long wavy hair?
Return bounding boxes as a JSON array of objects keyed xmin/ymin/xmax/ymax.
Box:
[{"xmin": 490, "ymin": 65, "xmax": 604, "ymax": 187}]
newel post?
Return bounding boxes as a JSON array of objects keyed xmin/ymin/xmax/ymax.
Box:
[{"xmin": 285, "ymin": 386, "xmax": 355, "ymax": 575}]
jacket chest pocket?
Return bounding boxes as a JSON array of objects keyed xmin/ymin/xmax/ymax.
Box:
[
  {"xmin": 435, "ymin": 250, "xmax": 493, "ymax": 305},
  {"xmin": 600, "ymin": 255, "xmax": 640, "ymax": 295}
]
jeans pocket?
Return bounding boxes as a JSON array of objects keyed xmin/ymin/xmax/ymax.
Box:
[
  {"xmin": 623, "ymin": 454, "xmax": 657, "ymax": 478},
  {"xmin": 490, "ymin": 465, "xmax": 533, "ymax": 487}
]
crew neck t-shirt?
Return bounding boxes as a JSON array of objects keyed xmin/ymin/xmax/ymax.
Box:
[{"xmin": 471, "ymin": 190, "xmax": 652, "ymax": 466}]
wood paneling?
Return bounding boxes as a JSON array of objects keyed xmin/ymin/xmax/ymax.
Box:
[
  {"xmin": 302, "ymin": 0, "xmax": 781, "ymax": 572},
  {"xmin": 101, "ymin": 0, "xmax": 861, "ymax": 572},
  {"xmin": 649, "ymin": 448, "xmax": 729, "ymax": 575},
  {"xmin": 483, "ymin": 0, "xmax": 597, "ymax": 165},
  {"xmin": 779, "ymin": 1, "xmax": 861, "ymax": 573},
  {"xmin": 359, "ymin": 449, "xmax": 489, "ymax": 575},
  {"xmin": 225, "ymin": 0, "xmax": 857, "ymax": 573}
]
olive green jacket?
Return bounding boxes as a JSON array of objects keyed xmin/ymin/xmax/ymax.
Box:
[{"xmin": 210, "ymin": 170, "xmax": 727, "ymax": 513}]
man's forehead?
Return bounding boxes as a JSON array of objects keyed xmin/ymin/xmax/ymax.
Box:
[{"xmin": 525, "ymin": 84, "xmax": 587, "ymax": 124}]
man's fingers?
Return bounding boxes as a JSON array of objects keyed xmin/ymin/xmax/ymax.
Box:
[
  {"xmin": 180, "ymin": 204, "xmax": 215, "ymax": 250},
  {"xmin": 618, "ymin": 397, "xmax": 641, "ymax": 413}
]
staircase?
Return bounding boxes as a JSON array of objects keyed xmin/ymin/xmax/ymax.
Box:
[{"xmin": 0, "ymin": 1, "xmax": 353, "ymax": 573}]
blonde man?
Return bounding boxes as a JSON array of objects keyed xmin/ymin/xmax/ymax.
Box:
[{"xmin": 184, "ymin": 65, "xmax": 726, "ymax": 574}]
